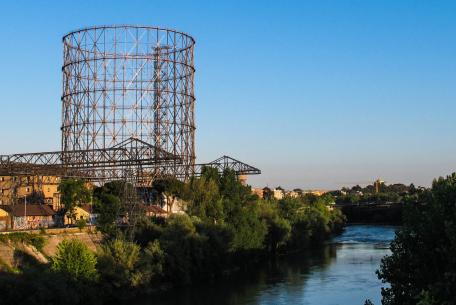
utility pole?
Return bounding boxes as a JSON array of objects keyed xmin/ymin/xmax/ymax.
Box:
[{"xmin": 24, "ymin": 195, "xmax": 27, "ymax": 230}]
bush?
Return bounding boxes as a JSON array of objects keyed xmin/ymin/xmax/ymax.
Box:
[
  {"xmin": 140, "ymin": 240, "xmax": 165, "ymax": 284},
  {"xmin": 264, "ymin": 216, "xmax": 291, "ymax": 253},
  {"xmin": 97, "ymin": 238, "xmax": 150, "ymax": 289},
  {"xmin": 159, "ymin": 214, "xmax": 205, "ymax": 284},
  {"xmin": 228, "ymin": 205, "xmax": 267, "ymax": 252},
  {"xmin": 51, "ymin": 239, "xmax": 98, "ymax": 282},
  {"xmin": 93, "ymin": 193, "xmax": 122, "ymax": 236},
  {"xmin": 134, "ymin": 219, "xmax": 164, "ymax": 247},
  {"xmin": 76, "ymin": 219, "xmax": 87, "ymax": 231}
]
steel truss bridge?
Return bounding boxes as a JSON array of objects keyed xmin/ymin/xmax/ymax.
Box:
[{"xmin": 0, "ymin": 137, "xmax": 260, "ymax": 185}]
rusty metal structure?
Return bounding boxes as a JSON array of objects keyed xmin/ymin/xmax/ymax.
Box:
[
  {"xmin": 0, "ymin": 25, "xmax": 260, "ymax": 219},
  {"xmin": 61, "ymin": 25, "xmax": 196, "ymax": 180}
]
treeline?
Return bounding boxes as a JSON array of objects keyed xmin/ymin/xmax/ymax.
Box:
[
  {"xmin": 367, "ymin": 173, "xmax": 456, "ymax": 305},
  {"xmin": 333, "ymin": 182, "xmax": 428, "ymax": 205},
  {"xmin": 0, "ymin": 168, "xmax": 345, "ymax": 305}
]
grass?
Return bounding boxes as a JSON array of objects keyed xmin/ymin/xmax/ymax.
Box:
[{"xmin": 0, "ymin": 233, "xmax": 46, "ymax": 252}]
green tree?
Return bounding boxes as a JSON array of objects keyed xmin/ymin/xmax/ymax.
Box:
[
  {"xmin": 200, "ymin": 166, "xmax": 220, "ymax": 184},
  {"xmin": 94, "ymin": 193, "xmax": 121, "ymax": 235},
  {"xmin": 140, "ymin": 240, "xmax": 165, "ymax": 283},
  {"xmin": 264, "ymin": 215, "xmax": 291, "ymax": 253},
  {"xmin": 152, "ymin": 176, "xmax": 186, "ymax": 212},
  {"xmin": 159, "ymin": 214, "xmax": 206, "ymax": 284},
  {"xmin": 228, "ymin": 204, "xmax": 267, "ymax": 251},
  {"xmin": 59, "ymin": 179, "xmax": 91, "ymax": 223},
  {"xmin": 377, "ymin": 173, "xmax": 456, "ymax": 305},
  {"xmin": 219, "ymin": 168, "xmax": 251, "ymax": 201},
  {"xmin": 76, "ymin": 218, "xmax": 87, "ymax": 231},
  {"xmin": 259, "ymin": 201, "xmax": 291, "ymax": 253},
  {"xmin": 186, "ymin": 176, "xmax": 223, "ymax": 223},
  {"xmin": 93, "ymin": 180, "xmax": 128, "ymax": 199},
  {"xmin": 97, "ymin": 238, "xmax": 148, "ymax": 288},
  {"xmin": 51, "ymin": 239, "xmax": 98, "ymax": 282}
]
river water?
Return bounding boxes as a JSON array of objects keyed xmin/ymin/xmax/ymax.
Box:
[{"xmin": 137, "ymin": 225, "xmax": 396, "ymax": 305}]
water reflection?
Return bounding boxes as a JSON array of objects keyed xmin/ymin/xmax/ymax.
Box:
[{"xmin": 135, "ymin": 225, "xmax": 396, "ymax": 305}]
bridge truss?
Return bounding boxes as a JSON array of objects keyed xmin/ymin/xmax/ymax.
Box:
[
  {"xmin": 0, "ymin": 138, "xmax": 260, "ymax": 183},
  {"xmin": 0, "ymin": 138, "xmax": 260, "ymax": 235},
  {"xmin": 0, "ymin": 137, "xmax": 261, "ymax": 212}
]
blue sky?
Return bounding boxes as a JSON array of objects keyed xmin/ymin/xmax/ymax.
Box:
[{"xmin": 0, "ymin": 0, "xmax": 455, "ymax": 189}]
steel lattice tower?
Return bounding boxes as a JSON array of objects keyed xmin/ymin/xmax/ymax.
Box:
[{"xmin": 61, "ymin": 25, "xmax": 196, "ymax": 179}]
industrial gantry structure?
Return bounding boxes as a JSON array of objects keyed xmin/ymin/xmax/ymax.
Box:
[{"xmin": 0, "ymin": 25, "xmax": 260, "ymax": 202}]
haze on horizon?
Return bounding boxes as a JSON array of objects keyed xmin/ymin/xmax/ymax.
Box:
[{"xmin": 0, "ymin": 0, "xmax": 454, "ymax": 190}]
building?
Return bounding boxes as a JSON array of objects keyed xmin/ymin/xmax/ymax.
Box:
[
  {"xmin": 64, "ymin": 204, "xmax": 97, "ymax": 226},
  {"xmin": 273, "ymin": 188, "xmax": 284, "ymax": 200},
  {"xmin": 251, "ymin": 188, "xmax": 264, "ymax": 199},
  {"xmin": 0, "ymin": 207, "xmax": 10, "ymax": 231},
  {"xmin": 0, "ymin": 204, "xmax": 55, "ymax": 230},
  {"xmin": 304, "ymin": 190, "xmax": 327, "ymax": 196},
  {"xmin": 0, "ymin": 175, "xmax": 61, "ymax": 209},
  {"xmin": 238, "ymin": 174, "xmax": 248, "ymax": 186},
  {"xmin": 285, "ymin": 191, "xmax": 300, "ymax": 198},
  {"xmin": 143, "ymin": 205, "xmax": 168, "ymax": 218},
  {"xmin": 159, "ymin": 194, "xmax": 187, "ymax": 214},
  {"xmin": 253, "ymin": 187, "xmax": 289, "ymax": 200}
]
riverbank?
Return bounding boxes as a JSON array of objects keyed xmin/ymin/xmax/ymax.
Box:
[{"xmin": 131, "ymin": 225, "xmax": 396, "ymax": 305}]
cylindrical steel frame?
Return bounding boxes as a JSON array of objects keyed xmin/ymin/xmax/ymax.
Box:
[{"xmin": 61, "ymin": 25, "xmax": 196, "ymax": 179}]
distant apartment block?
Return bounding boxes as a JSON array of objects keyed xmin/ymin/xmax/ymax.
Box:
[
  {"xmin": 252, "ymin": 187, "xmax": 327, "ymax": 200},
  {"xmin": 251, "ymin": 188, "xmax": 264, "ymax": 199},
  {"xmin": 0, "ymin": 175, "xmax": 61, "ymax": 209}
]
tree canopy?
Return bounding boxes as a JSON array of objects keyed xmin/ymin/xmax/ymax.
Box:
[{"xmin": 377, "ymin": 173, "xmax": 456, "ymax": 305}]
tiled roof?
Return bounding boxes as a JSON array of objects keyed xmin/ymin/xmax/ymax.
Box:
[
  {"xmin": 0, "ymin": 204, "xmax": 55, "ymax": 217},
  {"xmin": 79, "ymin": 204, "xmax": 93, "ymax": 213},
  {"xmin": 143, "ymin": 205, "xmax": 167, "ymax": 214}
]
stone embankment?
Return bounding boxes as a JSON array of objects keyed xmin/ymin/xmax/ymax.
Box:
[{"xmin": 0, "ymin": 228, "xmax": 102, "ymax": 270}]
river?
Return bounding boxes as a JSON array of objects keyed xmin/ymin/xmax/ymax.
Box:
[{"xmin": 136, "ymin": 225, "xmax": 396, "ymax": 305}]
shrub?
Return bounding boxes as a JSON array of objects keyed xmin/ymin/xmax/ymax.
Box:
[
  {"xmin": 264, "ymin": 216, "xmax": 291, "ymax": 253},
  {"xmin": 140, "ymin": 240, "xmax": 165, "ymax": 283},
  {"xmin": 159, "ymin": 214, "xmax": 207, "ymax": 284},
  {"xmin": 93, "ymin": 193, "xmax": 121, "ymax": 236},
  {"xmin": 51, "ymin": 239, "xmax": 98, "ymax": 282},
  {"xmin": 76, "ymin": 219, "xmax": 87, "ymax": 231},
  {"xmin": 228, "ymin": 205, "xmax": 267, "ymax": 252},
  {"xmin": 98, "ymin": 238, "xmax": 150, "ymax": 288}
]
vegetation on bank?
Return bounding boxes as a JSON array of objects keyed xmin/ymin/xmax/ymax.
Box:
[
  {"xmin": 333, "ymin": 182, "xmax": 428, "ymax": 205},
  {"xmin": 0, "ymin": 232, "xmax": 46, "ymax": 251},
  {"xmin": 0, "ymin": 168, "xmax": 345, "ymax": 305},
  {"xmin": 370, "ymin": 173, "xmax": 456, "ymax": 305}
]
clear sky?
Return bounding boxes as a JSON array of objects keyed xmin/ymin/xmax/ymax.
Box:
[{"xmin": 0, "ymin": 0, "xmax": 455, "ymax": 189}]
